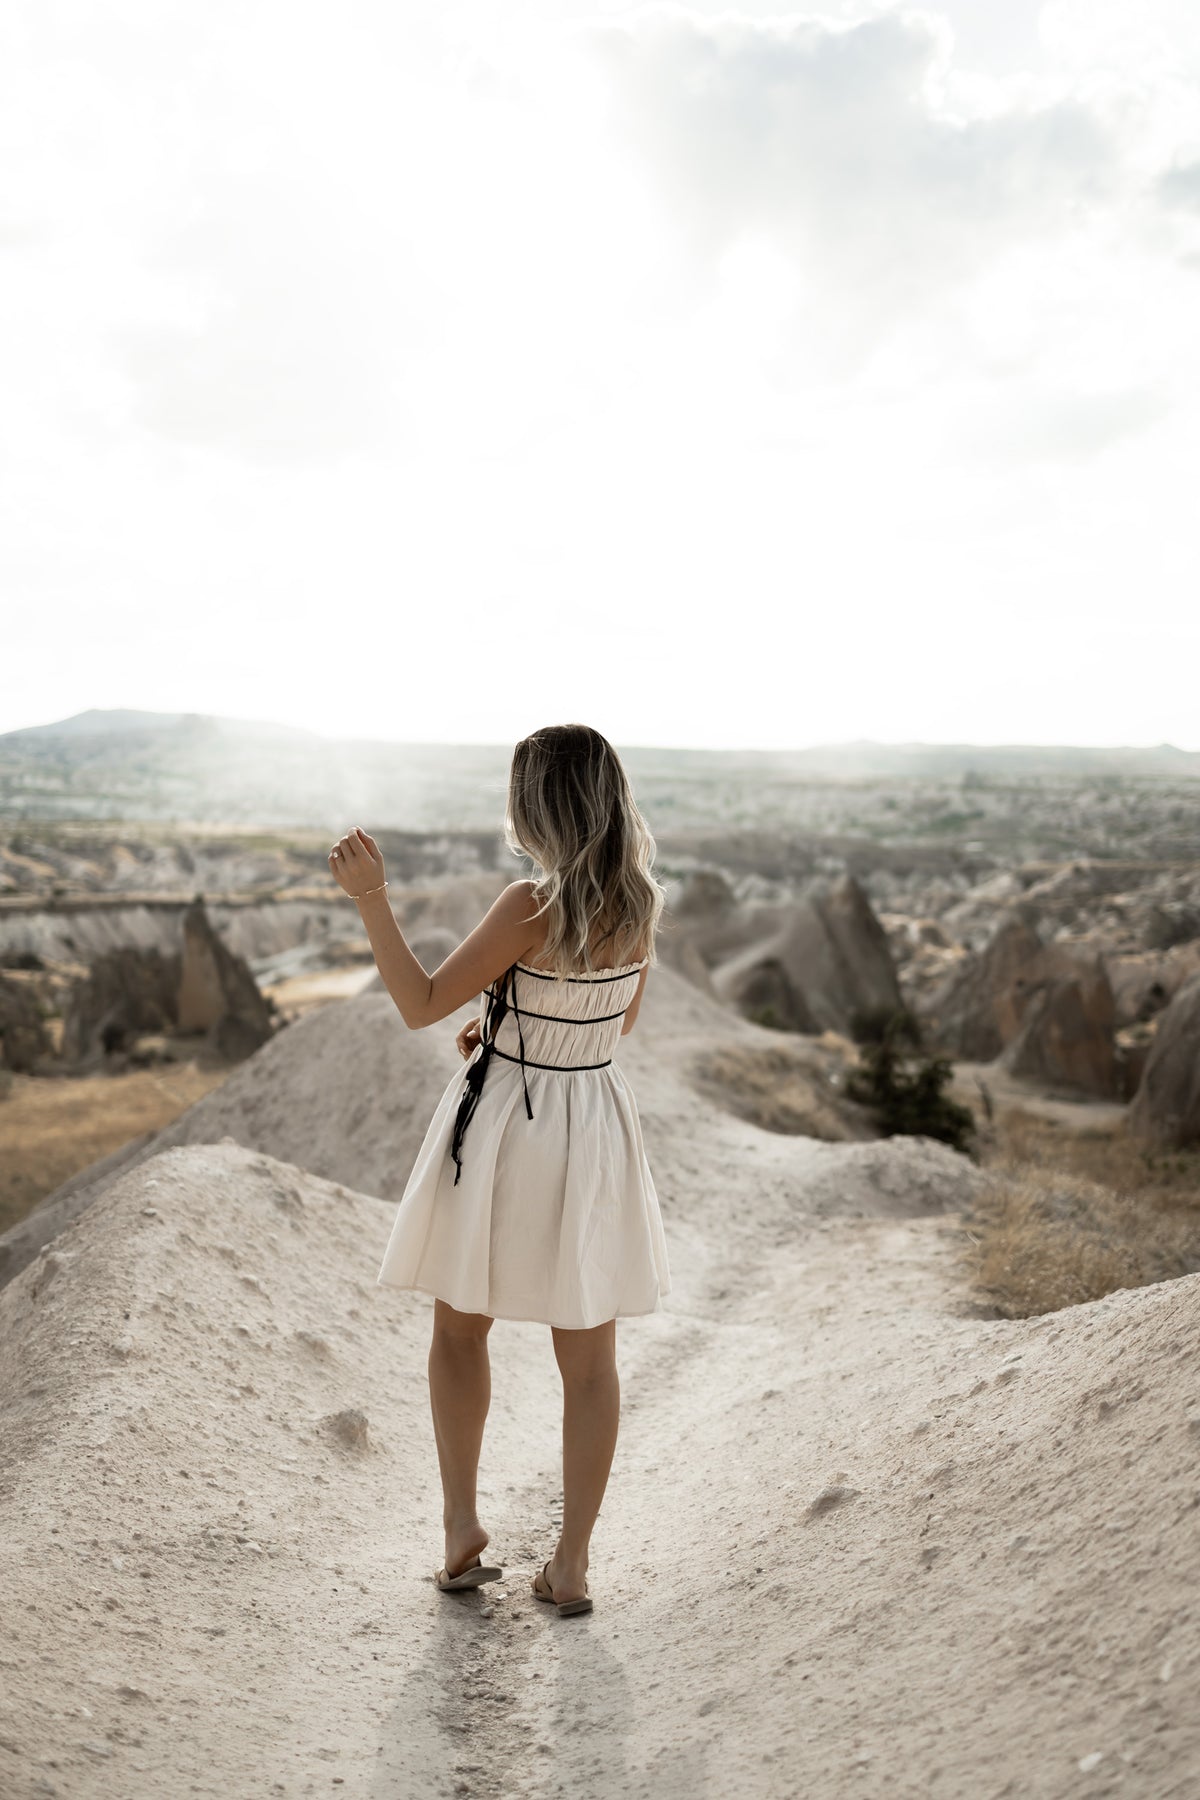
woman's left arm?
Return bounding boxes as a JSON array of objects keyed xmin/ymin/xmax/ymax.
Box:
[{"xmin": 328, "ymin": 828, "xmax": 540, "ymax": 1028}]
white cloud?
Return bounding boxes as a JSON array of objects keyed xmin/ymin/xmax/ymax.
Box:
[
  {"xmin": 581, "ymin": 7, "xmax": 1199, "ymax": 469},
  {"xmin": 1160, "ymin": 158, "xmax": 1200, "ymax": 211},
  {"xmin": 588, "ymin": 11, "xmax": 1113, "ymax": 311}
]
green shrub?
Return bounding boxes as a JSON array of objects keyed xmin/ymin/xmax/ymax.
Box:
[{"xmin": 846, "ymin": 1011, "xmax": 976, "ymax": 1154}]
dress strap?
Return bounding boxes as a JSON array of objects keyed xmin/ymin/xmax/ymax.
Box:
[
  {"xmin": 516, "ymin": 960, "xmax": 646, "ymax": 984},
  {"xmin": 491, "ymin": 1046, "xmax": 613, "ymax": 1073},
  {"xmin": 484, "ymin": 985, "xmax": 628, "ymax": 1026}
]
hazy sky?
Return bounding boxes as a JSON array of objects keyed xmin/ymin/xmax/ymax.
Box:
[{"xmin": 3, "ymin": 1, "xmax": 1199, "ymax": 749}]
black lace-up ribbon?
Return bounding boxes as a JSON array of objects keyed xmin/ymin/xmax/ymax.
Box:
[
  {"xmin": 449, "ymin": 963, "xmax": 531, "ymax": 1186},
  {"xmin": 448, "ymin": 963, "xmax": 626, "ymax": 1185}
]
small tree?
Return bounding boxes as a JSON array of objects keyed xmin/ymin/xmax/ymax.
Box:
[{"xmin": 846, "ymin": 1009, "xmax": 976, "ymax": 1155}]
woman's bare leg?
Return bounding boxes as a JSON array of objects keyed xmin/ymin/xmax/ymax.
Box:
[
  {"xmin": 546, "ymin": 1319, "xmax": 619, "ymax": 1602},
  {"xmin": 428, "ymin": 1299, "xmax": 494, "ymax": 1577}
]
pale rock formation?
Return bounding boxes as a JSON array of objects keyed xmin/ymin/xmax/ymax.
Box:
[
  {"xmin": 1143, "ymin": 901, "xmax": 1200, "ymax": 952},
  {"xmin": 999, "ymin": 954, "xmax": 1119, "ymax": 1098},
  {"xmin": 653, "ymin": 931, "xmax": 720, "ymax": 998},
  {"xmin": 55, "ymin": 902, "xmax": 274, "ymax": 1065},
  {"xmin": 60, "ymin": 944, "xmax": 181, "ymax": 1060},
  {"xmin": 1108, "ymin": 958, "xmax": 1174, "ymax": 1028},
  {"xmin": 926, "ymin": 914, "xmax": 1119, "ymax": 1093},
  {"xmin": 924, "ymin": 913, "xmax": 1045, "ymax": 1061},
  {"xmin": 391, "ymin": 870, "xmax": 510, "ymax": 943},
  {"xmin": 1108, "ymin": 942, "xmax": 1200, "ymax": 1027},
  {"xmin": 178, "ymin": 899, "xmax": 274, "ymax": 1060},
  {"xmin": 667, "ymin": 868, "xmax": 738, "ymax": 922},
  {"xmin": 1128, "ymin": 973, "xmax": 1200, "ymax": 1149},
  {"xmin": 0, "ymin": 971, "xmax": 51, "ymax": 1072},
  {"xmin": 710, "ymin": 875, "xmax": 903, "ymax": 1038}
]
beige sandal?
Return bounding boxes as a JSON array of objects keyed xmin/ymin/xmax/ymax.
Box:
[
  {"xmin": 435, "ymin": 1556, "xmax": 503, "ymax": 1591},
  {"xmin": 532, "ymin": 1559, "xmax": 593, "ymax": 1618}
]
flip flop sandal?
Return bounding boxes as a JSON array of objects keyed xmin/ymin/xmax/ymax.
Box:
[
  {"xmin": 435, "ymin": 1557, "xmax": 503, "ymax": 1591},
  {"xmin": 532, "ymin": 1559, "xmax": 593, "ymax": 1618}
]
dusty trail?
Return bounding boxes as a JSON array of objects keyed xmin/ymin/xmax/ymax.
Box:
[{"xmin": 2, "ymin": 969, "xmax": 1198, "ymax": 1798}]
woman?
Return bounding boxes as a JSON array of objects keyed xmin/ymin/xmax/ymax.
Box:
[{"xmin": 328, "ymin": 724, "xmax": 670, "ymax": 1618}]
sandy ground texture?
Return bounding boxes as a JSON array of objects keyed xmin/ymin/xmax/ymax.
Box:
[{"xmin": 1, "ymin": 969, "xmax": 1198, "ymax": 1800}]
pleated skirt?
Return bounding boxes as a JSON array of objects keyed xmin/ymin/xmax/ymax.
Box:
[{"xmin": 377, "ymin": 1052, "xmax": 671, "ymax": 1329}]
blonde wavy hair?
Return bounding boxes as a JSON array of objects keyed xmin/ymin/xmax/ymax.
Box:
[{"xmin": 504, "ymin": 724, "xmax": 664, "ymax": 977}]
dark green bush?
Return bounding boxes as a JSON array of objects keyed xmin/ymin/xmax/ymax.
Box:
[{"xmin": 846, "ymin": 1011, "xmax": 976, "ymax": 1154}]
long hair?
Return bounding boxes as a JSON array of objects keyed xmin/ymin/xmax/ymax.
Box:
[{"xmin": 504, "ymin": 724, "xmax": 664, "ymax": 977}]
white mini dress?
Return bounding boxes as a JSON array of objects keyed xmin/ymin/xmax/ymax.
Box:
[{"xmin": 377, "ymin": 958, "xmax": 671, "ymax": 1330}]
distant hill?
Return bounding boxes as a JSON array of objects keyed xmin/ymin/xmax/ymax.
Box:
[
  {"xmin": 0, "ymin": 711, "xmax": 512, "ymax": 831},
  {"xmin": 1, "ymin": 709, "xmax": 1197, "ymax": 836},
  {"xmin": 770, "ymin": 740, "xmax": 1200, "ymax": 780},
  {"xmin": 2, "ymin": 708, "xmax": 318, "ymax": 743}
]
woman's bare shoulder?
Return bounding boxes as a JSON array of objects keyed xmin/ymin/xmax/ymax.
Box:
[{"xmin": 508, "ymin": 880, "xmax": 550, "ymax": 959}]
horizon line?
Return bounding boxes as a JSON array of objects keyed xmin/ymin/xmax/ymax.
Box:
[{"xmin": 2, "ymin": 706, "xmax": 1198, "ymax": 759}]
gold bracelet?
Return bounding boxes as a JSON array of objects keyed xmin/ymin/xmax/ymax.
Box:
[{"xmin": 354, "ymin": 881, "xmax": 389, "ymax": 900}]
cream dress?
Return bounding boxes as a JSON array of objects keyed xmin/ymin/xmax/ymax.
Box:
[{"xmin": 377, "ymin": 958, "xmax": 671, "ymax": 1329}]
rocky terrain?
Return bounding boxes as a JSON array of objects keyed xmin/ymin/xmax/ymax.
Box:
[
  {"xmin": 3, "ymin": 717, "xmax": 1197, "ymax": 1150},
  {"xmin": 3, "ymin": 807, "xmax": 1199, "ymax": 1242},
  {"xmin": 1, "ymin": 962, "xmax": 1198, "ymax": 1799}
]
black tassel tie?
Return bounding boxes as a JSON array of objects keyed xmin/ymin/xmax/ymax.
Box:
[
  {"xmin": 450, "ymin": 963, "xmax": 531, "ymax": 1185},
  {"xmin": 448, "ymin": 963, "xmax": 624, "ymax": 1185}
]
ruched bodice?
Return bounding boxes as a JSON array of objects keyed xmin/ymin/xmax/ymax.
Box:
[
  {"xmin": 449, "ymin": 958, "xmax": 647, "ymax": 1184},
  {"xmin": 487, "ymin": 960, "xmax": 646, "ymax": 1070}
]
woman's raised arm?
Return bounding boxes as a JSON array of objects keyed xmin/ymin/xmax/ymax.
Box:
[{"xmin": 329, "ymin": 828, "xmax": 540, "ymax": 1028}]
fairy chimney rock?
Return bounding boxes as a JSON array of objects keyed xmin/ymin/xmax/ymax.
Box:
[{"xmin": 177, "ymin": 900, "xmax": 273, "ymax": 1060}]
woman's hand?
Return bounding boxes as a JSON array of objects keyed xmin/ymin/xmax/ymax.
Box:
[
  {"xmin": 456, "ymin": 1018, "xmax": 482, "ymax": 1060},
  {"xmin": 328, "ymin": 826, "xmax": 387, "ymax": 899}
]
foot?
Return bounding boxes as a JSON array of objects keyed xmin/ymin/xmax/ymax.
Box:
[
  {"xmin": 444, "ymin": 1520, "xmax": 491, "ymax": 1582},
  {"xmin": 535, "ymin": 1552, "xmax": 589, "ymax": 1607}
]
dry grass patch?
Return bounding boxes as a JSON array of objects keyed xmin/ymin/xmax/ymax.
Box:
[
  {"xmin": 986, "ymin": 1106, "xmax": 1200, "ymax": 1204},
  {"xmin": 688, "ymin": 1040, "xmax": 867, "ymax": 1140},
  {"xmin": 964, "ymin": 1146, "xmax": 1200, "ymax": 1318},
  {"xmin": 0, "ymin": 1064, "xmax": 228, "ymax": 1235}
]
